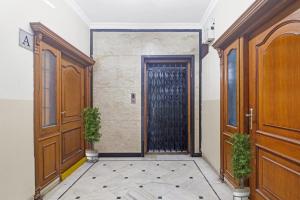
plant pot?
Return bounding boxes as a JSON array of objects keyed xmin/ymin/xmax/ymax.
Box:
[
  {"xmin": 233, "ymin": 187, "xmax": 250, "ymax": 200},
  {"xmin": 85, "ymin": 149, "xmax": 98, "ymax": 162}
]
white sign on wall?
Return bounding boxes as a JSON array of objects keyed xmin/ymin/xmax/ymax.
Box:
[{"xmin": 19, "ymin": 29, "xmax": 33, "ymax": 51}]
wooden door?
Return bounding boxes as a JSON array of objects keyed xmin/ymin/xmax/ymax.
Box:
[
  {"xmin": 221, "ymin": 38, "xmax": 249, "ymax": 186},
  {"xmin": 35, "ymin": 41, "xmax": 61, "ymax": 188},
  {"xmin": 249, "ymin": 11, "xmax": 300, "ymax": 200},
  {"xmin": 60, "ymin": 56, "xmax": 85, "ymax": 172},
  {"xmin": 221, "ymin": 40, "xmax": 240, "ymax": 186}
]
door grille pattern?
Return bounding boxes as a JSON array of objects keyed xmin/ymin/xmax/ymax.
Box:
[{"xmin": 147, "ymin": 63, "xmax": 188, "ymax": 152}]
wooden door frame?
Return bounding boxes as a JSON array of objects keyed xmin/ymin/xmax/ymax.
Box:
[
  {"xmin": 31, "ymin": 23, "xmax": 94, "ymax": 200},
  {"xmin": 141, "ymin": 55, "xmax": 195, "ymax": 156}
]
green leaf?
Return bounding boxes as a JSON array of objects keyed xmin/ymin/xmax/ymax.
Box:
[
  {"xmin": 231, "ymin": 133, "xmax": 251, "ymax": 179},
  {"xmin": 83, "ymin": 107, "xmax": 101, "ymax": 146}
]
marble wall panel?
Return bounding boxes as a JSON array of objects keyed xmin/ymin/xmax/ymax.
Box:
[{"xmin": 93, "ymin": 32, "xmax": 200, "ymax": 153}]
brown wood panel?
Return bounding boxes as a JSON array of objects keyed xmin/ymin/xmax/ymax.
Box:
[
  {"xmin": 249, "ymin": 10, "xmax": 300, "ymax": 200},
  {"xmin": 223, "ymin": 136, "xmax": 234, "ymax": 184},
  {"xmin": 60, "ymin": 56, "xmax": 85, "ymax": 172},
  {"xmin": 34, "ymin": 41, "xmax": 61, "ymax": 192},
  {"xmin": 37, "ymin": 135, "xmax": 60, "ymax": 188},
  {"xmin": 221, "ymin": 39, "xmax": 244, "ymax": 187},
  {"xmin": 257, "ymin": 149, "xmax": 300, "ymax": 200},
  {"xmin": 62, "ymin": 128, "xmax": 82, "ymax": 161},
  {"xmin": 32, "ymin": 23, "xmax": 94, "ymax": 199},
  {"xmin": 215, "ymin": 1, "xmax": 300, "ymax": 199}
]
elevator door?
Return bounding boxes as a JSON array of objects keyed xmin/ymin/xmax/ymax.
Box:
[{"xmin": 147, "ymin": 62, "xmax": 188, "ymax": 152}]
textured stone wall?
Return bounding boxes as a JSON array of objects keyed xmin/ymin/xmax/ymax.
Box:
[{"xmin": 93, "ymin": 32, "xmax": 200, "ymax": 153}]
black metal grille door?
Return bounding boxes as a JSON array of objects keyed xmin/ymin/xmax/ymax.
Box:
[{"xmin": 147, "ymin": 62, "xmax": 188, "ymax": 152}]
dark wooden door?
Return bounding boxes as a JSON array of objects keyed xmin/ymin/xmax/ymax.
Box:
[
  {"xmin": 60, "ymin": 56, "xmax": 85, "ymax": 172},
  {"xmin": 249, "ymin": 11, "xmax": 300, "ymax": 200},
  {"xmin": 35, "ymin": 41, "xmax": 61, "ymax": 189},
  {"xmin": 146, "ymin": 62, "xmax": 189, "ymax": 152}
]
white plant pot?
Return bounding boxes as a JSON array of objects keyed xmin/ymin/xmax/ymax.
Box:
[
  {"xmin": 85, "ymin": 149, "xmax": 98, "ymax": 162},
  {"xmin": 233, "ymin": 187, "xmax": 250, "ymax": 200}
]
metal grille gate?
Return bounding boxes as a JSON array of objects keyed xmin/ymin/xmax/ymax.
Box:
[{"xmin": 147, "ymin": 62, "xmax": 188, "ymax": 152}]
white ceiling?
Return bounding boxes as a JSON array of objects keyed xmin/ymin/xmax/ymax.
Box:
[{"xmin": 68, "ymin": 0, "xmax": 214, "ymax": 28}]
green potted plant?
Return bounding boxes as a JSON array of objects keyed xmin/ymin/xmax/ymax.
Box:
[
  {"xmin": 232, "ymin": 133, "xmax": 251, "ymax": 200},
  {"xmin": 83, "ymin": 107, "xmax": 101, "ymax": 162}
]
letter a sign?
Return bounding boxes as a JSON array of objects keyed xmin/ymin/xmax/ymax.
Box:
[{"xmin": 19, "ymin": 29, "xmax": 33, "ymax": 51}]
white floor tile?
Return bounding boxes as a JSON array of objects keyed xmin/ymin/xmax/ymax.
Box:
[{"xmin": 44, "ymin": 155, "xmax": 233, "ymax": 200}]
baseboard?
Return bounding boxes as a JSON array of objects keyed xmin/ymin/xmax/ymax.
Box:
[
  {"xmin": 201, "ymin": 154, "xmax": 221, "ymax": 177},
  {"xmin": 98, "ymin": 153, "xmax": 143, "ymax": 157},
  {"xmin": 191, "ymin": 152, "xmax": 202, "ymax": 157}
]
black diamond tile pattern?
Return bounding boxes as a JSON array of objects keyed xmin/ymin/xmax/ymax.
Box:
[{"xmin": 53, "ymin": 161, "xmax": 221, "ymax": 200}]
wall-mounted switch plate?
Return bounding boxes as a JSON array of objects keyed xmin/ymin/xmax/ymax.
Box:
[{"xmin": 131, "ymin": 93, "xmax": 136, "ymax": 104}]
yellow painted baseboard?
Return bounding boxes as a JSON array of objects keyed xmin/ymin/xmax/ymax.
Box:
[{"xmin": 61, "ymin": 157, "xmax": 87, "ymax": 181}]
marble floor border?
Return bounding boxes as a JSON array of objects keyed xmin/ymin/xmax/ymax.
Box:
[{"xmin": 56, "ymin": 159, "xmax": 222, "ymax": 200}]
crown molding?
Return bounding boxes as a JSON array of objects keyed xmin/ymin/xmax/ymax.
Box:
[
  {"xmin": 89, "ymin": 22, "xmax": 202, "ymax": 30},
  {"xmin": 64, "ymin": 0, "xmax": 91, "ymax": 26},
  {"xmin": 64, "ymin": 0, "xmax": 206, "ymax": 30},
  {"xmin": 199, "ymin": 0, "xmax": 219, "ymax": 28}
]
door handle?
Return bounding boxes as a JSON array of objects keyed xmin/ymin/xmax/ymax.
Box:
[
  {"xmin": 245, "ymin": 108, "xmax": 253, "ymax": 130},
  {"xmin": 61, "ymin": 111, "xmax": 66, "ymax": 115}
]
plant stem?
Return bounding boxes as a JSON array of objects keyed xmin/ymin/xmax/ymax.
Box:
[
  {"xmin": 90, "ymin": 142, "xmax": 94, "ymax": 151},
  {"xmin": 240, "ymin": 178, "xmax": 245, "ymax": 189}
]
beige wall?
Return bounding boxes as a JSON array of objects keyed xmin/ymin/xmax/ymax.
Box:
[
  {"xmin": 0, "ymin": 0, "xmax": 89, "ymax": 199},
  {"xmin": 93, "ymin": 32, "xmax": 200, "ymax": 153},
  {"xmin": 201, "ymin": 0, "xmax": 255, "ymax": 172}
]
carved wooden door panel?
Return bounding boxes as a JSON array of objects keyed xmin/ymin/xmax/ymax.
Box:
[
  {"xmin": 249, "ymin": 12, "xmax": 300, "ymax": 200},
  {"xmin": 60, "ymin": 56, "xmax": 85, "ymax": 172},
  {"xmin": 35, "ymin": 41, "xmax": 61, "ymax": 189}
]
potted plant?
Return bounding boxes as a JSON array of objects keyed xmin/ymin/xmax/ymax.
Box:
[
  {"xmin": 232, "ymin": 133, "xmax": 251, "ymax": 200},
  {"xmin": 83, "ymin": 107, "xmax": 101, "ymax": 162}
]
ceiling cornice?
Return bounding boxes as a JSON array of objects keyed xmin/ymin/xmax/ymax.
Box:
[
  {"xmin": 64, "ymin": 0, "xmax": 91, "ymax": 26},
  {"xmin": 64, "ymin": 0, "xmax": 208, "ymax": 29},
  {"xmin": 90, "ymin": 22, "xmax": 202, "ymax": 30}
]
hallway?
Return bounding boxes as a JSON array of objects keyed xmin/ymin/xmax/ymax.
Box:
[
  {"xmin": 44, "ymin": 156, "xmax": 232, "ymax": 200},
  {"xmin": 2, "ymin": 1, "xmax": 300, "ymax": 199}
]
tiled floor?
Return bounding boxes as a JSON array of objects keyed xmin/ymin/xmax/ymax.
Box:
[{"xmin": 44, "ymin": 155, "xmax": 233, "ymax": 200}]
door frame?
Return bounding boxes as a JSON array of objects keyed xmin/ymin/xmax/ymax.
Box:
[{"xmin": 141, "ymin": 55, "xmax": 195, "ymax": 156}]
